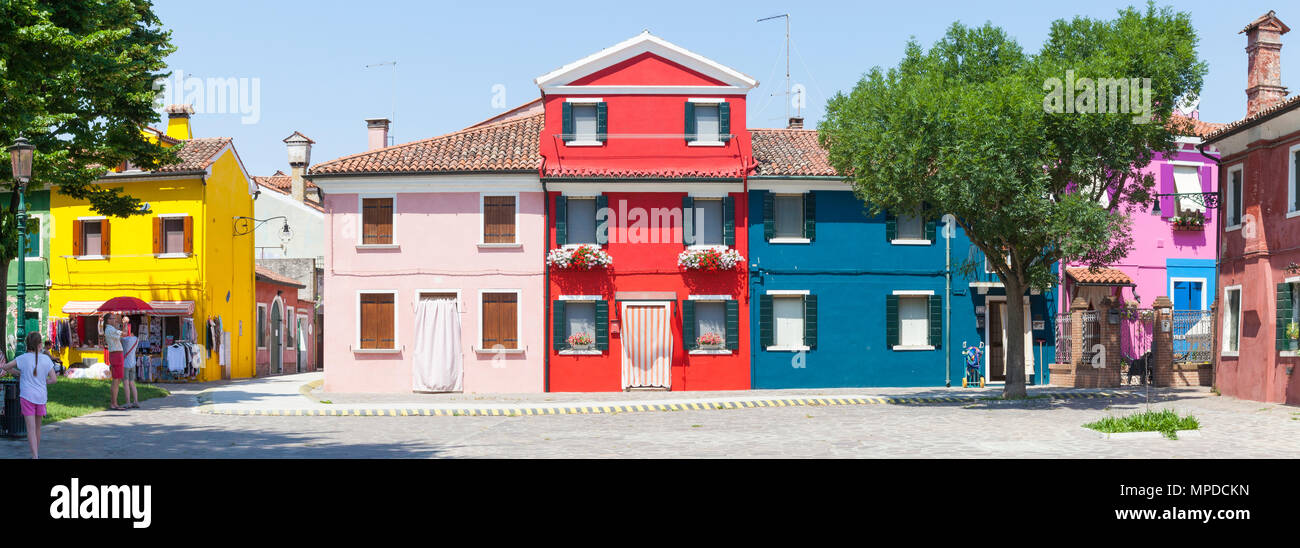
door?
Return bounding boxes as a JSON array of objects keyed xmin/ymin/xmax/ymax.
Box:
[
  {"xmin": 269, "ymin": 302, "xmax": 283, "ymax": 374},
  {"xmin": 412, "ymin": 293, "xmax": 463, "ymax": 392},
  {"xmin": 295, "ymin": 316, "xmax": 306, "ymax": 373},
  {"xmin": 986, "ymin": 299, "xmax": 1033, "ymax": 383},
  {"xmin": 621, "ymin": 303, "xmax": 673, "ymax": 390}
]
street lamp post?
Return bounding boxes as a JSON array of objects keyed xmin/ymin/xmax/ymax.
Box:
[{"xmin": 8, "ymin": 138, "xmax": 34, "ymax": 356}]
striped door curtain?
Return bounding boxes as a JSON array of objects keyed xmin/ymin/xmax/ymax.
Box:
[{"xmin": 621, "ymin": 305, "xmax": 673, "ymax": 390}]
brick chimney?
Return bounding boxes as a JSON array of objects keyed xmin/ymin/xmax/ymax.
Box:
[
  {"xmin": 283, "ymin": 131, "xmax": 315, "ymax": 203},
  {"xmin": 1242, "ymin": 10, "xmax": 1291, "ymax": 116},
  {"xmin": 164, "ymin": 104, "xmax": 194, "ymax": 140},
  {"xmin": 366, "ymin": 118, "xmax": 390, "ymax": 151},
  {"xmin": 788, "ymin": 116, "xmax": 804, "ymax": 129}
]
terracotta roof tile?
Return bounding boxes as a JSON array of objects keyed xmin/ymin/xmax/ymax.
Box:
[
  {"xmin": 1066, "ymin": 267, "xmax": 1133, "ymax": 285},
  {"xmin": 1202, "ymin": 95, "xmax": 1300, "ymax": 142},
  {"xmin": 254, "ymin": 170, "xmax": 324, "ymax": 211},
  {"xmin": 309, "ymin": 114, "xmax": 543, "ymax": 175},
  {"xmin": 1169, "ymin": 113, "xmax": 1226, "ymax": 138},
  {"xmin": 542, "ymin": 166, "xmax": 746, "ymax": 179},
  {"xmin": 255, "ymin": 266, "xmax": 306, "ymax": 289},
  {"xmin": 153, "ymin": 137, "xmax": 231, "ymax": 173},
  {"xmin": 750, "ymin": 128, "xmax": 838, "ymax": 177}
]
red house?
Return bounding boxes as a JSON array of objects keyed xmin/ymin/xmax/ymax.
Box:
[
  {"xmin": 1203, "ymin": 10, "xmax": 1300, "ymax": 405},
  {"xmin": 539, "ymin": 32, "xmax": 757, "ymax": 391}
]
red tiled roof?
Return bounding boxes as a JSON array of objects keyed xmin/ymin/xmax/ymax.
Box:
[
  {"xmin": 1202, "ymin": 95, "xmax": 1300, "ymax": 143},
  {"xmin": 1066, "ymin": 267, "xmax": 1133, "ymax": 285},
  {"xmin": 542, "ymin": 166, "xmax": 747, "ymax": 179},
  {"xmin": 309, "ymin": 114, "xmax": 543, "ymax": 175},
  {"xmin": 1169, "ymin": 113, "xmax": 1225, "ymax": 139},
  {"xmin": 153, "ymin": 137, "xmax": 232, "ymax": 173},
  {"xmin": 255, "ymin": 266, "xmax": 306, "ymax": 289},
  {"xmin": 749, "ymin": 128, "xmax": 838, "ymax": 177},
  {"xmin": 254, "ymin": 170, "xmax": 324, "ymax": 211}
]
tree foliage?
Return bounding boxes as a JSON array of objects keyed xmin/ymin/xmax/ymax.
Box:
[{"xmin": 819, "ymin": 3, "xmax": 1206, "ymax": 396}]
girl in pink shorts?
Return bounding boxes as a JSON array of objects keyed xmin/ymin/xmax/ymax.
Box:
[{"xmin": 2, "ymin": 332, "xmax": 59, "ymax": 458}]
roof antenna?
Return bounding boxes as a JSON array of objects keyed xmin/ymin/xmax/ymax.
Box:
[
  {"xmin": 365, "ymin": 60, "xmax": 398, "ymax": 145},
  {"xmin": 757, "ymin": 14, "xmax": 790, "ymax": 121}
]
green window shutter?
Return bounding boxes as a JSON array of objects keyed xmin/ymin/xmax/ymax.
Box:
[
  {"xmin": 885, "ymin": 212, "xmax": 897, "ymax": 242},
  {"xmin": 763, "ymin": 191, "xmax": 775, "ymax": 241},
  {"xmin": 886, "ymin": 294, "xmax": 900, "ymax": 348},
  {"xmin": 803, "ymin": 192, "xmax": 816, "ymax": 241},
  {"xmin": 595, "ymin": 300, "xmax": 609, "ymax": 351},
  {"xmin": 684, "ymin": 102, "xmax": 696, "ymax": 143},
  {"xmin": 681, "ymin": 196, "xmax": 695, "ymax": 248},
  {"xmin": 682, "ymin": 300, "xmax": 696, "ymax": 351},
  {"xmin": 804, "ymin": 295, "xmax": 818, "ymax": 349},
  {"xmin": 760, "ymin": 294, "xmax": 773, "ymax": 348},
  {"xmin": 554, "ymin": 195, "xmax": 567, "ymax": 246},
  {"xmin": 723, "ymin": 196, "xmax": 735, "ymax": 247},
  {"xmin": 552, "ymin": 300, "xmax": 566, "ymax": 351},
  {"xmin": 1277, "ymin": 283, "xmax": 1293, "ymax": 351},
  {"xmin": 929, "ymin": 294, "xmax": 942, "ymax": 349},
  {"xmin": 725, "ymin": 299, "xmax": 739, "ymax": 350},
  {"xmin": 562, "ymin": 102, "xmax": 573, "ymax": 141},
  {"xmin": 596, "ymin": 102, "xmax": 608, "ymax": 142},
  {"xmin": 719, "ymin": 102, "xmax": 731, "ymax": 142},
  {"xmin": 595, "ymin": 194, "xmax": 608, "ymax": 245}
]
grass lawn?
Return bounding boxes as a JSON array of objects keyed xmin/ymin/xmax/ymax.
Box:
[
  {"xmin": 1084, "ymin": 409, "xmax": 1200, "ymax": 440},
  {"xmin": 42, "ymin": 379, "xmax": 171, "ymax": 424}
]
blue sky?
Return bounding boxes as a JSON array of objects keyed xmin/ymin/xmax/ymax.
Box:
[{"xmin": 152, "ymin": 0, "xmax": 1295, "ymax": 177}]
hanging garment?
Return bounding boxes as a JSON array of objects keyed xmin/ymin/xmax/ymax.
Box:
[
  {"xmin": 411, "ymin": 296, "xmax": 463, "ymax": 392},
  {"xmin": 166, "ymin": 344, "xmax": 187, "ymax": 373},
  {"xmin": 621, "ymin": 305, "xmax": 673, "ymax": 390},
  {"xmin": 204, "ymin": 319, "xmax": 215, "ymax": 358},
  {"xmin": 76, "ymin": 316, "xmax": 86, "ymax": 345}
]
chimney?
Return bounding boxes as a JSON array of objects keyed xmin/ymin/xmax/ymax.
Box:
[
  {"xmin": 787, "ymin": 116, "xmax": 804, "ymax": 129},
  {"xmin": 283, "ymin": 131, "xmax": 315, "ymax": 203},
  {"xmin": 1242, "ymin": 10, "xmax": 1291, "ymax": 116},
  {"xmin": 366, "ymin": 118, "xmax": 390, "ymax": 151},
  {"xmin": 164, "ymin": 104, "xmax": 194, "ymax": 140}
]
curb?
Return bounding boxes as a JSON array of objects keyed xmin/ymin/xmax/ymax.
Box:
[
  {"xmin": 1087, "ymin": 428, "xmax": 1203, "ymax": 440},
  {"xmin": 194, "ymin": 390, "xmax": 1138, "ymax": 417}
]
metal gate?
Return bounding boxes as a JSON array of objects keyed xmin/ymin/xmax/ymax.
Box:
[
  {"xmin": 1172, "ymin": 309, "xmax": 1214, "ymax": 364},
  {"xmin": 1119, "ymin": 308, "xmax": 1155, "ymax": 386}
]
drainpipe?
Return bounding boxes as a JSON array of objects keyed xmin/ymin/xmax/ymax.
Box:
[
  {"xmin": 541, "ymin": 164, "xmax": 551, "ymax": 393},
  {"xmin": 944, "ymin": 215, "xmax": 952, "ymax": 388}
]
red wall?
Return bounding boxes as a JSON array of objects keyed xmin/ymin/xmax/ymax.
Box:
[
  {"xmin": 255, "ymin": 280, "xmax": 315, "ymax": 377},
  {"xmin": 1217, "ymin": 126, "xmax": 1300, "ymax": 405}
]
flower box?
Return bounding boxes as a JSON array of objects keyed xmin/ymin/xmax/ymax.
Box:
[
  {"xmin": 566, "ymin": 332, "xmax": 595, "ymax": 351},
  {"xmin": 547, "ymin": 245, "xmax": 612, "ymax": 270},
  {"xmin": 1171, "ymin": 212, "xmax": 1206, "ymax": 232},
  {"xmin": 696, "ymin": 333, "xmax": 725, "ymax": 350},
  {"xmin": 678, "ymin": 247, "xmax": 745, "ymax": 271}
]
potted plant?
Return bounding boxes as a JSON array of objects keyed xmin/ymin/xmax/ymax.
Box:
[
  {"xmin": 696, "ymin": 332, "xmax": 725, "ymax": 350},
  {"xmin": 1287, "ymin": 322, "xmax": 1299, "ymax": 351},
  {"xmin": 566, "ymin": 332, "xmax": 594, "ymax": 351},
  {"xmin": 546, "ymin": 244, "xmax": 613, "ymax": 270},
  {"xmin": 1171, "ymin": 210, "xmax": 1206, "ymax": 231},
  {"xmin": 677, "ymin": 247, "xmax": 745, "ymax": 271}
]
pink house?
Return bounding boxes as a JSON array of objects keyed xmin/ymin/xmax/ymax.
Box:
[{"xmin": 308, "ymin": 114, "xmax": 547, "ymax": 393}]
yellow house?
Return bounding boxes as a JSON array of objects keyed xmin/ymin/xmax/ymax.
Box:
[{"xmin": 48, "ymin": 108, "xmax": 256, "ymax": 381}]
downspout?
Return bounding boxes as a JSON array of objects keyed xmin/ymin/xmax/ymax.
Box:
[
  {"xmin": 541, "ymin": 158, "xmax": 551, "ymax": 393},
  {"xmin": 945, "ymin": 216, "xmax": 952, "ymax": 388},
  {"xmin": 1196, "ymin": 139, "xmax": 1222, "ymax": 393}
]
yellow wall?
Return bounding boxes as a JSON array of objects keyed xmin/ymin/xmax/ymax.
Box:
[{"xmin": 48, "ymin": 148, "xmax": 255, "ymax": 380}]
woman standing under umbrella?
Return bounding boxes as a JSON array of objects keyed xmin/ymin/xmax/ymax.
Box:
[{"xmin": 101, "ymin": 313, "xmax": 126, "ymax": 410}]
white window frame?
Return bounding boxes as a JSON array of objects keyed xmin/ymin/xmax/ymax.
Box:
[
  {"xmin": 21, "ymin": 212, "xmax": 44, "ymax": 259},
  {"xmin": 479, "ymin": 192, "xmax": 521, "ymax": 247},
  {"xmin": 157, "ymin": 213, "xmax": 191, "ymax": 258},
  {"xmin": 1225, "ymin": 164, "xmax": 1244, "ymax": 232},
  {"xmin": 256, "ymin": 303, "xmax": 268, "ymax": 350},
  {"xmin": 354, "ymin": 289, "xmax": 400, "ymax": 353},
  {"xmin": 476, "ymin": 288, "xmax": 524, "ymax": 354},
  {"xmin": 766, "ymin": 289, "xmax": 810, "ymax": 352},
  {"xmin": 771, "ymin": 192, "xmax": 810, "ymax": 244},
  {"xmin": 356, "ymin": 194, "xmax": 399, "ymax": 249},
  {"xmin": 892, "ymin": 207, "xmax": 930, "ymax": 245},
  {"xmin": 892, "ymin": 290, "xmax": 936, "ymax": 351},
  {"xmin": 561, "ymin": 195, "xmax": 600, "ymax": 248},
  {"xmin": 76, "ymin": 216, "xmax": 107, "ymax": 260},
  {"xmin": 1284, "ymin": 277, "xmax": 1300, "ymax": 357},
  {"xmin": 558, "ymin": 294, "xmax": 601, "ymax": 355},
  {"xmin": 1222, "ymin": 285, "xmax": 1242, "ymax": 357},
  {"xmin": 1168, "ymin": 277, "xmax": 1208, "ymax": 310},
  {"xmin": 1288, "ymin": 143, "xmax": 1300, "ymax": 218},
  {"xmin": 565, "ymin": 97, "xmax": 604, "ymax": 146},
  {"xmin": 688, "ymin": 98, "xmax": 726, "ymax": 147}
]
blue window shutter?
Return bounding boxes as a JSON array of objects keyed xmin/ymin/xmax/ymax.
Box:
[
  {"xmin": 1277, "ymin": 283, "xmax": 1293, "ymax": 351},
  {"xmin": 554, "ymin": 195, "xmax": 567, "ymax": 246},
  {"xmin": 929, "ymin": 294, "xmax": 942, "ymax": 348},
  {"xmin": 682, "ymin": 196, "xmax": 695, "ymax": 248},
  {"xmin": 595, "ymin": 300, "xmax": 609, "ymax": 351},
  {"xmin": 803, "ymin": 192, "xmax": 816, "ymax": 241},
  {"xmin": 723, "ymin": 196, "xmax": 735, "ymax": 247},
  {"xmin": 886, "ymin": 294, "xmax": 899, "ymax": 348},
  {"xmin": 804, "ymin": 295, "xmax": 817, "ymax": 349},
  {"xmin": 725, "ymin": 299, "xmax": 739, "ymax": 350},
  {"xmin": 682, "ymin": 299, "xmax": 696, "ymax": 351},
  {"xmin": 760, "ymin": 294, "xmax": 773, "ymax": 348},
  {"xmin": 763, "ymin": 191, "xmax": 774, "ymax": 241},
  {"xmin": 684, "ymin": 102, "xmax": 696, "ymax": 143},
  {"xmin": 596, "ymin": 102, "xmax": 608, "ymax": 142},
  {"xmin": 552, "ymin": 300, "xmax": 566, "ymax": 351},
  {"xmin": 562, "ymin": 102, "xmax": 573, "ymax": 141},
  {"xmin": 719, "ymin": 102, "xmax": 731, "ymax": 142}
]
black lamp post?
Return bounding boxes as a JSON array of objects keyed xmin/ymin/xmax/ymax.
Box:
[{"xmin": 7, "ymin": 138, "xmax": 35, "ymax": 355}]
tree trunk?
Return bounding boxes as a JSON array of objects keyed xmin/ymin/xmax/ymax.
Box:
[{"xmin": 1003, "ymin": 277, "xmax": 1028, "ymax": 398}]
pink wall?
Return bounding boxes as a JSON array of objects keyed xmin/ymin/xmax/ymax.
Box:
[{"xmin": 322, "ymin": 189, "xmax": 546, "ymax": 393}]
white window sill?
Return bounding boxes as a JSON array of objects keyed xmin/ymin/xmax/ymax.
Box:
[
  {"xmin": 1287, "ymin": 210, "xmax": 1300, "ymax": 219},
  {"xmin": 474, "ymin": 347, "xmax": 524, "ymax": 354},
  {"xmin": 688, "ymin": 141, "xmax": 726, "ymax": 147},
  {"xmin": 351, "ymin": 346, "xmax": 402, "ymax": 354},
  {"xmin": 1221, "ymin": 351, "xmax": 1239, "ymax": 357},
  {"xmin": 562, "ymin": 243, "xmax": 601, "ymax": 249},
  {"xmin": 76, "ymin": 255, "xmax": 107, "ymax": 261},
  {"xmin": 689, "ymin": 349, "xmax": 732, "ymax": 355},
  {"xmin": 356, "ymin": 244, "xmax": 400, "ymax": 250},
  {"xmin": 559, "ymin": 349, "xmax": 602, "ymax": 356},
  {"xmin": 766, "ymin": 345, "xmax": 810, "ymax": 352},
  {"xmin": 565, "ymin": 140, "xmax": 604, "ymax": 147},
  {"xmin": 891, "ymin": 239, "xmax": 932, "ymax": 246},
  {"xmin": 892, "ymin": 345, "xmax": 936, "ymax": 351},
  {"xmin": 477, "ymin": 243, "xmax": 521, "ymax": 249},
  {"xmin": 1280, "ymin": 350, "xmax": 1299, "ymax": 358},
  {"xmin": 1225, "ymin": 225, "xmax": 1241, "ymax": 232},
  {"xmin": 157, "ymin": 253, "xmax": 191, "ymax": 259},
  {"xmin": 769, "ymin": 237, "xmax": 811, "ymax": 244},
  {"xmin": 687, "ymin": 244, "xmax": 729, "ymax": 251}
]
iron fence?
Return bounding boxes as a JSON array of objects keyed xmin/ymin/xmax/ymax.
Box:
[
  {"xmin": 1120, "ymin": 308, "xmax": 1156, "ymax": 386},
  {"xmin": 1080, "ymin": 311, "xmax": 1099, "ymax": 365},
  {"xmin": 1055, "ymin": 313, "xmax": 1071, "ymax": 363},
  {"xmin": 1172, "ymin": 309, "xmax": 1215, "ymax": 364}
]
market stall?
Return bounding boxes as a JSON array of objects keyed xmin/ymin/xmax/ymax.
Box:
[{"xmin": 53, "ymin": 299, "xmax": 208, "ymax": 382}]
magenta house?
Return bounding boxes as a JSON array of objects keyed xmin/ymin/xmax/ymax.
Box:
[{"xmin": 308, "ymin": 113, "xmax": 547, "ymax": 393}]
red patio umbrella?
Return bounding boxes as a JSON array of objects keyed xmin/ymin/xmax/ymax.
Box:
[{"xmin": 96, "ymin": 297, "xmax": 154, "ymax": 314}]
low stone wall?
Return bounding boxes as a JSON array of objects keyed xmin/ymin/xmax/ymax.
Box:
[
  {"xmin": 1048, "ymin": 362, "xmax": 1122, "ymax": 388},
  {"xmin": 1155, "ymin": 363, "xmax": 1214, "ymax": 387}
]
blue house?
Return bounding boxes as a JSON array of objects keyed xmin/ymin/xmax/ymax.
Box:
[{"xmin": 746, "ymin": 128, "xmax": 1056, "ymax": 388}]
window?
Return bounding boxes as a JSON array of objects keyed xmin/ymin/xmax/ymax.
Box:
[
  {"xmin": 1227, "ymin": 166, "xmax": 1243, "ymax": 228},
  {"xmin": 23, "ymin": 217, "xmax": 38, "ymax": 257},
  {"xmin": 163, "ymin": 218, "xmax": 185, "ymax": 253},
  {"xmin": 695, "ymin": 301, "xmax": 726, "ymax": 342},
  {"xmin": 1290, "ymin": 145, "xmax": 1300, "ymax": 213},
  {"xmin": 256, "ymin": 305, "xmax": 267, "ymax": 349},
  {"xmin": 573, "ymin": 104, "xmax": 597, "ymax": 141},
  {"xmin": 1277, "ymin": 281, "xmax": 1300, "ymax": 351},
  {"xmin": 563, "ymin": 100, "xmax": 605, "ymax": 145},
  {"xmin": 695, "ymin": 104, "xmax": 720, "ymax": 142},
  {"xmin": 358, "ymin": 293, "xmax": 395, "ymax": 350},
  {"xmin": 887, "ymin": 292, "xmax": 941, "ymax": 350},
  {"xmin": 1223, "ymin": 286, "xmax": 1241, "ymax": 354},
  {"xmin": 694, "ymin": 199, "xmax": 723, "ymax": 246},
  {"xmin": 898, "ymin": 296, "xmax": 929, "ymax": 346},
  {"xmin": 566, "ymin": 198, "xmax": 598, "ymax": 245},
  {"xmin": 566, "ymin": 301, "xmax": 596, "ymax": 341},
  {"xmin": 79, "ymin": 219, "xmax": 106, "ymax": 257},
  {"xmin": 774, "ymin": 195, "xmax": 804, "ymax": 238},
  {"xmin": 685, "ymin": 100, "xmax": 729, "ymax": 144},
  {"xmin": 897, "ymin": 210, "xmax": 924, "ymax": 240},
  {"xmin": 773, "ymin": 297, "xmax": 805, "ymax": 348},
  {"xmin": 683, "ymin": 196, "xmax": 733, "ymax": 247},
  {"xmin": 361, "ymin": 197, "xmax": 394, "ymax": 245},
  {"xmin": 552, "ymin": 298, "xmax": 608, "ymax": 351},
  {"xmin": 1172, "ymin": 165, "xmax": 1204, "ymax": 214},
  {"xmin": 482, "ymin": 195, "xmax": 517, "ymax": 244},
  {"xmin": 481, "ymin": 292, "xmax": 518, "ymax": 350}
]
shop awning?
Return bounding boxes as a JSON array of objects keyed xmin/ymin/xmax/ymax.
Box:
[{"xmin": 62, "ymin": 300, "xmax": 195, "ymax": 316}]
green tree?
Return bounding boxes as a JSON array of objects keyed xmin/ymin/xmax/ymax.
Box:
[
  {"xmin": 1, "ymin": 0, "xmax": 177, "ymax": 356},
  {"xmin": 819, "ymin": 3, "xmax": 1206, "ymax": 397}
]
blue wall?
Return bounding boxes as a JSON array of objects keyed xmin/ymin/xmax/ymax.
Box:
[{"xmin": 748, "ymin": 188, "xmax": 1056, "ymax": 388}]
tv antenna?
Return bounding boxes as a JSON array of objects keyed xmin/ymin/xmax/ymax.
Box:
[
  {"xmin": 757, "ymin": 13, "xmax": 791, "ymax": 120},
  {"xmin": 365, "ymin": 60, "xmax": 398, "ymax": 145}
]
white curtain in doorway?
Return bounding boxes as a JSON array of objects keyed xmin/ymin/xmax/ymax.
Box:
[{"xmin": 412, "ymin": 297, "xmax": 462, "ymax": 392}]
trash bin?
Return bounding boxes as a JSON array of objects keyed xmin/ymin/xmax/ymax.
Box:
[{"xmin": 1, "ymin": 377, "xmax": 25, "ymax": 438}]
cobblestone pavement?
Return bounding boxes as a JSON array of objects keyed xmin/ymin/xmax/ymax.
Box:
[{"xmin": 2, "ymin": 376, "xmax": 1296, "ymax": 458}]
